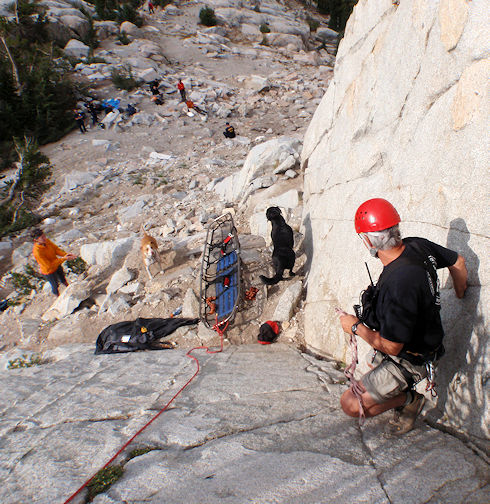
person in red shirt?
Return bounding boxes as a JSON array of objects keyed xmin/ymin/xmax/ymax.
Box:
[
  {"xmin": 177, "ymin": 79, "xmax": 186, "ymax": 102},
  {"xmin": 148, "ymin": 1, "xmax": 154, "ymax": 14},
  {"xmin": 31, "ymin": 229, "xmax": 76, "ymax": 296}
]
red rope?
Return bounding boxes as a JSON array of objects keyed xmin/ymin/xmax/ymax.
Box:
[
  {"xmin": 344, "ymin": 334, "xmax": 366, "ymax": 425},
  {"xmin": 63, "ymin": 318, "xmax": 228, "ymax": 504}
]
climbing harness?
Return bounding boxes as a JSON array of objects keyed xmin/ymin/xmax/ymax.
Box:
[
  {"xmin": 344, "ymin": 334, "xmax": 366, "ymax": 425},
  {"xmin": 200, "ymin": 213, "xmax": 241, "ymax": 328}
]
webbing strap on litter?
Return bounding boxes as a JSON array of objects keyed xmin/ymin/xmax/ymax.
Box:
[
  {"xmin": 344, "ymin": 334, "xmax": 366, "ymax": 426},
  {"xmin": 63, "ymin": 318, "xmax": 228, "ymax": 504}
]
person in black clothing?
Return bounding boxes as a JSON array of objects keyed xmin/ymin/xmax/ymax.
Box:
[
  {"xmin": 152, "ymin": 94, "xmax": 164, "ymax": 105},
  {"xmin": 86, "ymin": 102, "xmax": 98, "ymax": 126},
  {"xmin": 74, "ymin": 109, "xmax": 86, "ymax": 133},
  {"xmin": 126, "ymin": 104, "xmax": 137, "ymax": 116},
  {"xmin": 223, "ymin": 122, "xmax": 236, "ymax": 138},
  {"xmin": 150, "ymin": 80, "xmax": 160, "ymax": 96},
  {"xmin": 337, "ymin": 198, "xmax": 467, "ymax": 434}
]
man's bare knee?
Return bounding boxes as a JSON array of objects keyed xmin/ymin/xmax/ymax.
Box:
[{"xmin": 340, "ymin": 390, "xmax": 359, "ymax": 417}]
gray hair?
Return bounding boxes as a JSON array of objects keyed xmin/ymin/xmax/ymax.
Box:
[{"xmin": 366, "ymin": 224, "xmax": 402, "ymax": 251}]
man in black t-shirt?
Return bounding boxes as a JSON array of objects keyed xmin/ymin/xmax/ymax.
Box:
[{"xmin": 338, "ymin": 198, "xmax": 467, "ymax": 434}]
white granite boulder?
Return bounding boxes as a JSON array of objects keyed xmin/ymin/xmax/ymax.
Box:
[
  {"xmin": 98, "ymin": 293, "xmax": 130, "ymax": 316},
  {"xmin": 61, "ymin": 171, "xmax": 98, "ymax": 193},
  {"xmin": 182, "ymin": 288, "xmax": 199, "ymax": 318},
  {"xmin": 243, "ymin": 75, "xmax": 270, "ymax": 93},
  {"xmin": 11, "ymin": 242, "xmax": 32, "ymax": 266},
  {"xmin": 266, "ymin": 32, "xmax": 304, "ymax": 51},
  {"xmin": 272, "ymin": 281, "xmax": 302, "ymax": 322},
  {"xmin": 63, "ymin": 39, "xmax": 90, "ymax": 59},
  {"xmin": 0, "ymin": 240, "xmax": 12, "ymax": 260},
  {"xmin": 230, "ymin": 136, "xmax": 302, "ymax": 201},
  {"xmin": 42, "ymin": 281, "xmax": 91, "ymax": 321},
  {"xmin": 120, "ymin": 21, "xmax": 141, "ymax": 36},
  {"xmin": 80, "ymin": 237, "xmax": 135, "ymax": 268},
  {"xmin": 60, "ymin": 14, "xmax": 90, "ymax": 38},
  {"xmin": 95, "ymin": 20, "xmax": 119, "ymax": 40},
  {"xmin": 118, "ymin": 200, "xmax": 146, "ymax": 223},
  {"xmin": 106, "ymin": 267, "xmax": 134, "ymax": 294},
  {"xmin": 273, "ymin": 154, "xmax": 297, "ymax": 174},
  {"xmin": 138, "ymin": 68, "xmax": 159, "ymax": 83}
]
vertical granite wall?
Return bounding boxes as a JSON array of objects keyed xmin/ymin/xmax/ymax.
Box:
[{"xmin": 301, "ymin": 0, "xmax": 489, "ymax": 441}]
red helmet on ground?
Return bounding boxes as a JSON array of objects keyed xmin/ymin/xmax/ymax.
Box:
[{"xmin": 354, "ymin": 198, "xmax": 400, "ymax": 233}]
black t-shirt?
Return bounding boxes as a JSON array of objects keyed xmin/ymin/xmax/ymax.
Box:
[{"xmin": 376, "ymin": 237, "xmax": 458, "ymax": 355}]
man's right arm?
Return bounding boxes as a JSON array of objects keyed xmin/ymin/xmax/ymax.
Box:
[
  {"xmin": 339, "ymin": 314, "xmax": 404, "ymax": 356},
  {"xmin": 449, "ymin": 254, "xmax": 467, "ymax": 298}
]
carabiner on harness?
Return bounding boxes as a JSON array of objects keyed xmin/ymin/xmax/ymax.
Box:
[{"xmin": 425, "ymin": 361, "xmax": 437, "ymax": 397}]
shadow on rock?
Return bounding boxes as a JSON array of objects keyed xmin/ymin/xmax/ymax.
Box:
[{"xmin": 428, "ymin": 218, "xmax": 484, "ymax": 438}]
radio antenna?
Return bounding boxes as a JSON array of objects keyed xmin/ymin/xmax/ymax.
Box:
[{"xmin": 365, "ymin": 262, "xmax": 374, "ymax": 286}]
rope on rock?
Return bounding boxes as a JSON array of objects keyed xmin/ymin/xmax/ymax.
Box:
[{"xmin": 63, "ymin": 317, "xmax": 228, "ymax": 504}]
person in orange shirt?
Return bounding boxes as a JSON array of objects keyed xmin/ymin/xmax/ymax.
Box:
[
  {"xmin": 31, "ymin": 229, "xmax": 76, "ymax": 296},
  {"xmin": 185, "ymin": 99, "xmax": 206, "ymax": 116}
]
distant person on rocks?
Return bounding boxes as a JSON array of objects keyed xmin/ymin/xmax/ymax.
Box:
[
  {"xmin": 185, "ymin": 99, "xmax": 206, "ymax": 115},
  {"xmin": 177, "ymin": 79, "xmax": 186, "ymax": 102},
  {"xmin": 148, "ymin": 1, "xmax": 154, "ymax": 14},
  {"xmin": 150, "ymin": 80, "xmax": 160, "ymax": 96},
  {"xmin": 31, "ymin": 229, "xmax": 77, "ymax": 297},
  {"xmin": 126, "ymin": 103, "xmax": 137, "ymax": 116},
  {"xmin": 74, "ymin": 109, "xmax": 86, "ymax": 133},
  {"xmin": 223, "ymin": 122, "xmax": 236, "ymax": 138},
  {"xmin": 86, "ymin": 102, "xmax": 99, "ymax": 127},
  {"xmin": 152, "ymin": 93, "xmax": 164, "ymax": 105}
]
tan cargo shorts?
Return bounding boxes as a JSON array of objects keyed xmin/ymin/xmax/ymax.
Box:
[{"xmin": 361, "ymin": 350, "xmax": 427, "ymax": 404}]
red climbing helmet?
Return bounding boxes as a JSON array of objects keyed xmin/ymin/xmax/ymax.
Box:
[{"xmin": 354, "ymin": 198, "xmax": 400, "ymax": 233}]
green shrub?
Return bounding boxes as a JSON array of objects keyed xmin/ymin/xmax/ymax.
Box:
[
  {"xmin": 86, "ymin": 465, "xmax": 124, "ymax": 501},
  {"xmin": 10, "ymin": 267, "xmax": 42, "ymax": 295},
  {"xmin": 116, "ymin": 3, "xmax": 143, "ymax": 27},
  {"xmin": 259, "ymin": 23, "xmax": 270, "ymax": 33},
  {"xmin": 7, "ymin": 353, "xmax": 46, "ymax": 369},
  {"xmin": 152, "ymin": 0, "xmax": 172, "ymax": 7},
  {"xmin": 128, "ymin": 446, "xmax": 158, "ymax": 459},
  {"xmin": 84, "ymin": 55, "xmax": 108, "ymax": 64},
  {"xmin": 0, "ymin": 13, "xmax": 79, "ymax": 157},
  {"xmin": 79, "ymin": 10, "xmax": 99, "ymax": 53},
  {"xmin": 65, "ymin": 257, "xmax": 88, "ymax": 275},
  {"xmin": 199, "ymin": 6, "xmax": 217, "ymax": 26},
  {"xmin": 0, "ymin": 208, "xmax": 39, "ymax": 236},
  {"xmin": 92, "ymin": 0, "xmax": 118, "ymax": 21},
  {"xmin": 316, "ymin": 0, "xmax": 358, "ymax": 33},
  {"xmin": 130, "ymin": 173, "xmax": 144, "ymax": 185},
  {"xmin": 307, "ymin": 16, "xmax": 320, "ymax": 32},
  {"xmin": 0, "ymin": 138, "xmax": 52, "ymax": 237},
  {"xmin": 111, "ymin": 64, "xmax": 141, "ymax": 90},
  {"xmin": 117, "ymin": 31, "xmax": 131, "ymax": 45}
]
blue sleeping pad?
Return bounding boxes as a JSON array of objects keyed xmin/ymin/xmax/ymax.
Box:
[
  {"xmin": 215, "ymin": 251, "xmax": 239, "ymax": 320},
  {"xmin": 102, "ymin": 98, "xmax": 121, "ymax": 110}
]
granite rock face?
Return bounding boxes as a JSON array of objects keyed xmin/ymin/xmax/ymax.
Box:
[
  {"xmin": 0, "ymin": 344, "xmax": 487, "ymax": 504},
  {"xmin": 301, "ymin": 0, "xmax": 489, "ymax": 440}
]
